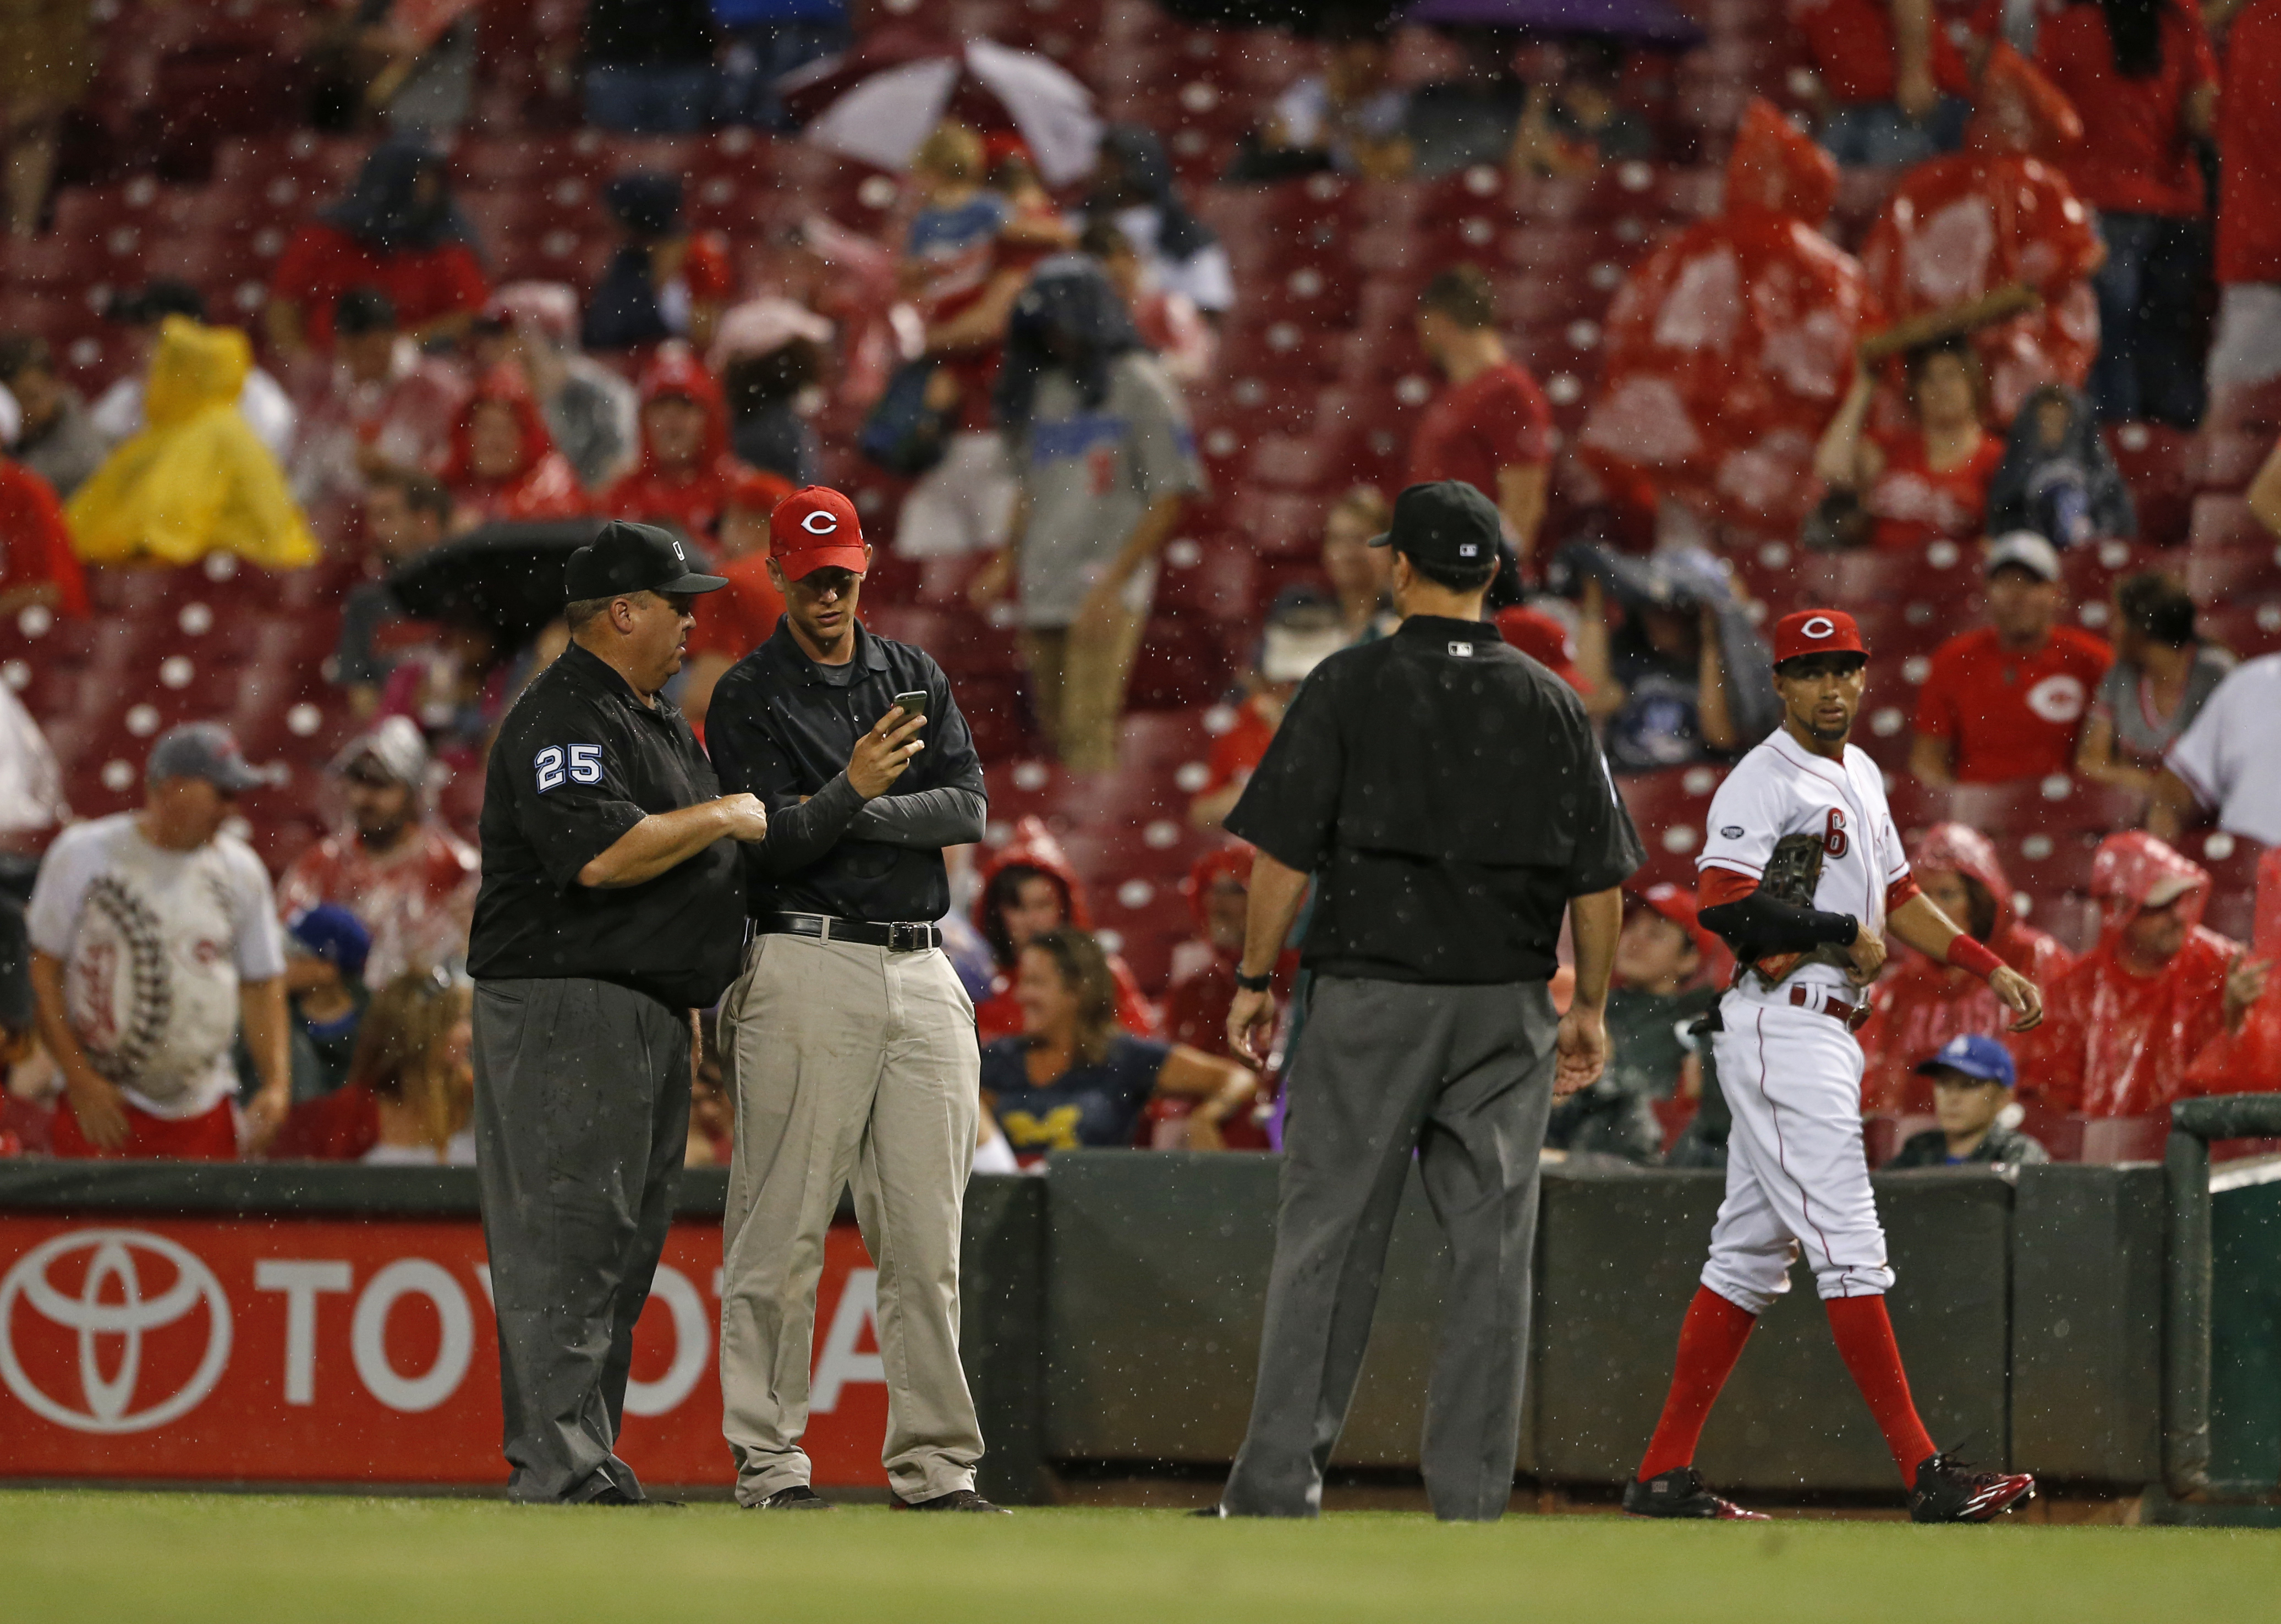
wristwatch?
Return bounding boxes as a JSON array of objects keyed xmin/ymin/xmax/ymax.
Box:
[{"xmin": 1233, "ymin": 967, "xmax": 1274, "ymax": 992}]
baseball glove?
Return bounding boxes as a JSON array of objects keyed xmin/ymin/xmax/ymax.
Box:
[{"xmin": 1746, "ymin": 832, "xmax": 1855, "ymax": 990}]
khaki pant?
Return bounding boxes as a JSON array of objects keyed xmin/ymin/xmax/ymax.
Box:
[
  {"xmin": 1021, "ymin": 600, "xmax": 1145, "ymax": 772},
  {"xmin": 717, "ymin": 930, "xmax": 983, "ymax": 1504}
]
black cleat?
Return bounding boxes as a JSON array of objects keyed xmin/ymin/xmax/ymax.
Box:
[
  {"xmin": 1909, "ymin": 1454, "xmax": 2035, "ymax": 1523},
  {"xmin": 750, "ymin": 1484, "xmax": 833, "ymax": 1510},
  {"xmin": 896, "ymin": 1488, "xmax": 1011, "ymax": 1513},
  {"xmin": 1622, "ymin": 1467, "xmax": 1769, "ymax": 1521},
  {"xmin": 1189, "ymin": 1504, "xmax": 1226, "ymax": 1518}
]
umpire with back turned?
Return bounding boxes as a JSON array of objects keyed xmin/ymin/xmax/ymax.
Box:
[
  {"xmin": 1208, "ymin": 480, "xmax": 1644, "ymax": 1522},
  {"xmin": 468, "ymin": 520, "xmax": 769, "ymax": 1506},
  {"xmin": 706, "ymin": 486, "xmax": 1002, "ymax": 1512}
]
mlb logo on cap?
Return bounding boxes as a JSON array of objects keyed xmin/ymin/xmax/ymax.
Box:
[{"xmin": 1772, "ymin": 608, "xmax": 1868, "ymax": 665}]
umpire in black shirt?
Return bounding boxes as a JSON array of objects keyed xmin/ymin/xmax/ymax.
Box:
[
  {"xmin": 467, "ymin": 521, "xmax": 769, "ymax": 1506},
  {"xmin": 1210, "ymin": 481, "xmax": 1644, "ymax": 1522},
  {"xmin": 706, "ymin": 487, "xmax": 1001, "ymax": 1512}
]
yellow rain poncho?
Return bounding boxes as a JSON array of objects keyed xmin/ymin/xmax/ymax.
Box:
[{"xmin": 67, "ymin": 317, "xmax": 318, "ymax": 569}]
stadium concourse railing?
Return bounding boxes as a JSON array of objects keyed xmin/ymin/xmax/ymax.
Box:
[{"xmin": 2, "ymin": 1116, "xmax": 2275, "ymax": 1508}]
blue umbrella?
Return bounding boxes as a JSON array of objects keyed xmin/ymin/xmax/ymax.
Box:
[{"xmin": 1404, "ymin": 0, "xmax": 1706, "ymax": 49}]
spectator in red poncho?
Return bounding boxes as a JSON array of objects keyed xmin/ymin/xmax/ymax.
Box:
[
  {"xmin": 438, "ymin": 365, "xmax": 586, "ymax": 528},
  {"xmin": 0, "ymin": 453, "xmax": 85, "ymax": 617},
  {"xmin": 2022, "ymin": 831, "xmax": 2262, "ymax": 1116},
  {"xmin": 2179, "ymin": 846, "xmax": 2281, "ymax": 1098},
  {"xmin": 1857, "ymin": 822, "xmax": 2076, "ymax": 1112},
  {"xmin": 1189, "ymin": 589, "xmax": 1350, "ymax": 829},
  {"xmin": 1814, "ymin": 337, "xmax": 2005, "ymax": 551},
  {"xmin": 1579, "ymin": 100, "xmax": 1877, "ymax": 542},
  {"xmin": 2032, "ymin": 0, "xmax": 2217, "ymax": 426},
  {"xmin": 682, "ymin": 465, "xmax": 795, "ymax": 731},
  {"xmin": 286, "ymin": 286, "xmax": 468, "ymax": 540},
  {"xmin": 1858, "ymin": 45, "xmax": 2104, "ymax": 421},
  {"xmin": 601, "ymin": 344, "xmax": 749, "ymax": 540},
  {"xmin": 266, "ymin": 138, "xmax": 489, "ymax": 360},
  {"xmin": 973, "ymin": 817, "xmax": 1160, "ymax": 1043}
]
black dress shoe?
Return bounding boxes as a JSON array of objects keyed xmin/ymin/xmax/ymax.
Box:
[
  {"xmin": 896, "ymin": 1488, "xmax": 1011, "ymax": 1513},
  {"xmin": 1621, "ymin": 1467, "xmax": 1768, "ymax": 1520},
  {"xmin": 750, "ymin": 1484, "xmax": 833, "ymax": 1510},
  {"xmin": 584, "ymin": 1485, "xmax": 646, "ymax": 1507}
]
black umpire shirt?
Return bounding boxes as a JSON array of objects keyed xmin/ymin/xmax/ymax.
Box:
[
  {"xmin": 707, "ymin": 618, "xmax": 986, "ymax": 924},
  {"xmin": 1226, "ymin": 613, "xmax": 1644, "ymax": 985},
  {"xmin": 468, "ymin": 642, "xmax": 744, "ymax": 1009}
]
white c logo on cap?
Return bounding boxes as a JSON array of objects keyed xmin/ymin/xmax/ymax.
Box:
[
  {"xmin": 1801, "ymin": 615, "xmax": 1836, "ymax": 639},
  {"xmin": 800, "ymin": 511, "xmax": 840, "ymax": 536}
]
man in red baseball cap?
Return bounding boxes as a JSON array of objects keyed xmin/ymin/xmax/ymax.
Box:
[{"xmin": 704, "ymin": 484, "xmax": 1006, "ymax": 1512}]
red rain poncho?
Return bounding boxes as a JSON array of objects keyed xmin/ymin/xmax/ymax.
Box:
[
  {"xmin": 2179, "ymin": 847, "xmax": 2281, "ymax": 1099},
  {"xmin": 2022, "ymin": 832, "xmax": 2240, "ymax": 1117},
  {"xmin": 1579, "ymin": 100, "xmax": 1878, "ymax": 537},
  {"xmin": 438, "ymin": 365, "xmax": 586, "ymax": 524},
  {"xmin": 972, "ymin": 816, "xmax": 1161, "ymax": 1043},
  {"xmin": 1858, "ymin": 46, "xmax": 2104, "ymax": 423},
  {"xmin": 601, "ymin": 343, "xmax": 748, "ymax": 539},
  {"xmin": 1855, "ymin": 822, "xmax": 2076, "ymax": 1113}
]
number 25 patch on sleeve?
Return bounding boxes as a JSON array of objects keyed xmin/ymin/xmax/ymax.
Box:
[{"xmin": 534, "ymin": 744, "xmax": 603, "ymax": 792}]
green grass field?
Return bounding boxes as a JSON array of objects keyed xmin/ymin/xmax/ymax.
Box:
[{"xmin": 7, "ymin": 1491, "xmax": 2274, "ymax": 1624}]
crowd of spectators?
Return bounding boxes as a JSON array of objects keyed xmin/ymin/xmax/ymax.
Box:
[{"xmin": 4, "ymin": 0, "xmax": 2281, "ymax": 1176}]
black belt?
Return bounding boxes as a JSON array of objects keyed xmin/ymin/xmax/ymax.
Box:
[{"xmin": 757, "ymin": 912, "xmax": 942, "ymax": 952}]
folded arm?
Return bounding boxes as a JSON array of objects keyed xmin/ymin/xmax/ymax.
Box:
[{"xmin": 846, "ymin": 785, "xmax": 988, "ymax": 849}]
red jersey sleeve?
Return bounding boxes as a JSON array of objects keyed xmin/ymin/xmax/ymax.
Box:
[
  {"xmin": 1697, "ymin": 867, "xmax": 1759, "ymax": 907},
  {"xmin": 1884, "ymin": 873, "xmax": 1921, "ymax": 914},
  {"xmin": 1492, "ymin": 367, "xmax": 1555, "ymax": 468}
]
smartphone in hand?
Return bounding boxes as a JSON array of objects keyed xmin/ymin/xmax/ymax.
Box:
[{"xmin": 890, "ymin": 689, "xmax": 929, "ymax": 721}]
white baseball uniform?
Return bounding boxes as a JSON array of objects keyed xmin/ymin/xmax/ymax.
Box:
[{"xmin": 1695, "ymin": 729, "xmax": 1910, "ymax": 1314}]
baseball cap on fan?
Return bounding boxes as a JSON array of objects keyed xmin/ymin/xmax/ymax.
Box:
[
  {"xmin": 768, "ymin": 486, "xmax": 871, "ymax": 579},
  {"xmin": 1986, "ymin": 530, "xmax": 2063, "ymax": 583},
  {"xmin": 564, "ymin": 520, "xmax": 728, "ymax": 600},
  {"xmin": 1771, "ymin": 608, "xmax": 1868, "ymax": 667},
  {"xmin": 1913, "ymin": 1032, "xmax": 2017, "ymax": 1089},
  {"xmin": 1368, "ymin": 480, "xmax": 1502, "ymax": 573},
  {"xmin": 146, "ymin": 722, "xmax": 280, "ymax": 794}
]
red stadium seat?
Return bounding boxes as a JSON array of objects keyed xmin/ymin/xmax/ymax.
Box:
[{"xmin": 2104, "ymin": 422, "xmax": 2197, "ymax": 547}]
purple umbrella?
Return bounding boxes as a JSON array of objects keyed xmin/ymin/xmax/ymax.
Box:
[{"xmin": 1403, "ymin": 0, "xmax": 1706, "ymax": 49}]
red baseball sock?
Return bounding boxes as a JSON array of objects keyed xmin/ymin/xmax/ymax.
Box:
[
  {"xmin": 1635, "ymin": 1286, "xmax": 1758, "ymax": 1480},
  {"xmin": 1824, "ymin": 1293, "xmax": 1938, "ymax": 1483}
]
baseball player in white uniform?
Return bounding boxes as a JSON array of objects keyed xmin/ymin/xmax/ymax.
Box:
[{"xmin": 1623, "ymin": 610, "xmax": 2044, "ymax": 1523}]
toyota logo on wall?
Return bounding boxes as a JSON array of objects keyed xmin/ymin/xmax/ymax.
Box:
[{"xmin": 0, "ymin": 1229, "xmax": 232, "ymax": 1434}]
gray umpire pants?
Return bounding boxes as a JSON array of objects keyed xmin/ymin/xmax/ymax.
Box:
[
  {"xmin": 473, "ymin": 976, "xmax": 691, "ymax": 1505},
  {"xmin": 1221, "ymin": 975, "xmax": 1559, "ymax": 1522},
  {"xmin": 717, "ymin": 931, "xmax": 984, "ymax": 1505}
]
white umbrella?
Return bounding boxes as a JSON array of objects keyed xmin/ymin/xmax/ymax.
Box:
[{"xmin": 788, "ymin": 39, "xmax": 1103, "ymax": 188}]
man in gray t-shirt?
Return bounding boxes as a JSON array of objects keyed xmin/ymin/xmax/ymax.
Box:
[{"xmin": 985, "ymin": 259, "xmax": 1205, "ymax": 771}]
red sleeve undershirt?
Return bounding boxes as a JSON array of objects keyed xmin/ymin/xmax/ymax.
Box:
[{"xmin": 1696, "ymin": 867, "xmax": 1921, "ymax": 915}]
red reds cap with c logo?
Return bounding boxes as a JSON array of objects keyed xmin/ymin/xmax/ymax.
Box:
[
  {"xmin": 767, "ymin": 486, "xmax": 871, "ymax": 579},
  {"xmin": 1772, "ymin": 608, "xmax": 1867, "ymax": 665}
]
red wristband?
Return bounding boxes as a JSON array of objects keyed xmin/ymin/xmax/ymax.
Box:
[{"xmin": 1946, "ymin": 936, "xmax": 2003, "ymax": 981}]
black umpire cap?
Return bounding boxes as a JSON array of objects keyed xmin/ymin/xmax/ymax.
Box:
[
  {"xmin": 1368, "ymin": 480, "xmax": 1501, "ymax": 572},
  {"xmin": 564, "ymin": 520, "xmax": 729, "ymax": 602}
]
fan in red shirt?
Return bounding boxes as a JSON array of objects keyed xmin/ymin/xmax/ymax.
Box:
[
  {"xmin": 1188, "ymin": 589, "xmax": 1350, "ymax": 829},
  {"xmin": 1857, "ymin": 46, "xmax": 2105, "ymax": 419},
  {"xmin": 1790, "ymin": 0, "xmax": 1973, "ymax": 164},
  {"xmin": 1580, "ymin": 100, "xmax": 1879, "ymax": 542},
  {"xmin": 1408, "ymin": 265, "xmax": 1554, "ymax": 564},
  {"xmin": 2031, "ymin": 0, "xmax": 2217, "ymax": 424},
  {"xmin": 266, "ymin": 138, "xmax": 489, "ymax": 358},
  {"xmin": 1856, "ymin": 822, "xmax": 2076, "ymax": 1112},
  {"xmin": 601, "ymin": 344, "xmax": 752, "ymax": 540},
  {"xmin": 1159, "ymin": 843, "xmax": 1289, "ymax": 1149},
  {"xmin": 1814, "ymin": 337, "xmax": 2005, "ymax": 551},
  {"xmin": 0, "ymin": 455, "xmax": 86, "ymax": 617},
  {"xmin": 972, "ymin": 818, "xmax": 1160, "ymax": 1044},
  {"xmin": 437, "ymin": 364, "xmax": 588, "ymax": 526},
  {"xmin": 681, "ymin": 466, "xmax": 796, "ymax": 733},
  {"xmin": 2019, "ymin": 832, "xmax": 2256, "ymax": 1117},
  {"xmin": 1911, "ymin": 531, "xmax": 2113, "ymax": 784},
  {"xmin": 2209, "ymin": 0, "xmax": 2281, "ymax": 397}
]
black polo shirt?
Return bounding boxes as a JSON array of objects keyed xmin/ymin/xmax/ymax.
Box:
[
  {"xmin": 468, "ymin": 642, "xmax": 744, "ymax": 1009},
  {"xmin": 1226, "ymin": 614, "xmax": 1643, "ymax": 985},
  {"xmin": 708, "ymin": 618, "xmax": 984, "ymax": 923}
]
